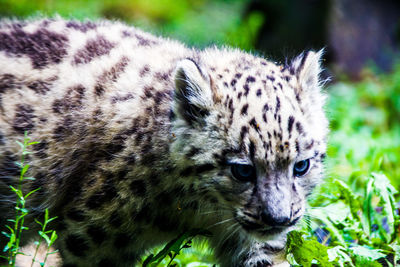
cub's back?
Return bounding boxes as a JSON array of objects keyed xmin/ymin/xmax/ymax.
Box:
[{"xmin": 0, "ymin": 18, "xmax": 188, "ymax": 222}]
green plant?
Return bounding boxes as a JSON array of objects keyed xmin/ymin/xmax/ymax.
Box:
[
  {"xmin": 1, "ymin": 132, "xmax": 40, "ymax": 265},
  {"xmin": 0, "ymin": 133, "xmax": 58, "ymax": 267},
  {"xmin": 143, "ymin": 229, "xmax": 212, "ymax": 267},
  {"xmin": 287, "ymin": 172, "xmax": 399, "ymax": 266},
  {"xmin": 31, "ymin": 209, "xmax": 58, "ymax": 267},
  {"xmin": 286, "ymin": 64, "xmax": 400, "ymax": 266}
]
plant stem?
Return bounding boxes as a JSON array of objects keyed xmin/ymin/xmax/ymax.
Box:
[{"xmin": 31, "ymin": 239, "xmax": 42, "ymax": 267}]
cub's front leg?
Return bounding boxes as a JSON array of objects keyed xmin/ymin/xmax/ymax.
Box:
[
  {"xmin": 211, "ymin": 233, "xmax": 289, "ymax": 267},
  {"xmin": 241, "ymin": 241, "xmax": 289, "ymax": 267}
]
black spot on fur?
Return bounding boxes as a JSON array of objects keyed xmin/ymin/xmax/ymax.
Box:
[
  {"xmin": 296, "ymin": 122, "xmax": 304, "ymax": 134},
  {"xmin": 109, "ymin": 211, "xmax": 123, "ymax": 228},
  {"xmin": 249, "ymin": 141, "xmax": 256, "ymax": 160},
  {"xmin": 306, "ymin": 140, "xmax": 314, "ymax": 150},
  {"xmin": 13, "ymin": 104, "xmax": 35, "ymax": 134},
  {"xmin": 266, "ymin": 75, "xmax": 275, "ymax": 81},
  {"xmin": 246, "ymin": 76, "xmax": 255, "ymax": 83},
  {"xmin": 104, "ymin": 135, "xmax": 126, "ymax": 161},
  {"xmin": 111, "ymin": 93, "xmax": 134, "ymax": 104},
  {"xmin": 228, "ymin": 99, "xmax": 233, "ymax": 113},
  {"xmin": 295, "ymin": 141, "xmax": 300, "ymax": 152},
  {"xmin": 288, "ymin": 116, "xmax": 295, "ymax": 133},
  {"xmin": 263, "ymin": 104, "xmax": 269, "ymax": 112},
  {"xmin": 185, "ymin": 146, "xmax": 201, "ymax": 158},
  {"xmin": 196, "ymin": 163, "xmax": 215, "ymax": 173},
  {"xmin": 256, "ymin": 89, "xmax": 262, "ymax": 97},
  {"xmin": 235, "ymin": 73, "xmax": 242, "ymax": 79},
  {"xmin": 135, "ymin": 34, "xmax": 153, "ymax": 46},
  {"xmin": 249, "ymin": 118, "xmax": 260, "ymax": 132},
  {"xmin": 27, "ymin": 79, "xmax": 53, "ymax": 94},
  {"xmin": 87, "ymin": 225, "xmax": 107, "ymax": 244},
  {"xmin": 66, "ymin": 208, "xmax": 86, "ymax": 222},
  {"xmin": 240, "ymin": 125, "xmax": 249, "ymax": 140},
  {"xmin": 275, "ymin": 96, "xmax": 281, "ymax": 113},
  {"xmin": 66, "ymin": 21, "xmax": 97, "ymax": 32},
  {"xmin": 86, "ymin": 179, "xmax": 118, "ymax": 209},
  {"xmin": 240, "ymin": 104, "xmax": 249, "ymax": 116},
  {"xmin": 262, "ymin": 113, "xmax": 267, "ymax": 123},
  {"xmin": 52, "ymin": 85, "xmax": 85, "ymax": 114},
  {"xmin": 140, "ymin": 65, "xmax": 150, "ymax": 77},
  {"xmin": 155, "ymin": 71, "xmax": 170, "ymax": 81},
  {"xmin": 65, "ymin": 234, "xmax": 88, "ymax": 257},
  {"xmin": 53, "ymin": 116, "xmax": 74, "ymax": 141},
  {"xmin": 0, "ymin": 152, "xmax": 20, "ymax": 180},
  {"xmin": 74, "ymin": 35, "xmax": 115, "ymax": 65},
  {"xmin": 0, "ymin": 74, "xmax": 19, "ymax": 105},
  {"xmin": 0, "ymin": 27, "xmax": 68, "ymax": 69},
  {"xmin": 230, "ymin": 79, "xmax": 237, "ymax": 87},
  {"xmin": 94, "ymin": 84, "xmax": 105, "ymax": 96},
  {"xmin": 130, "ymin": 180, "xmax": 147, "ymax": 197},
  {"xmin": 243, "ymin": 84, "xmax": 250, "ymax": 96},
  {"xmin": 180, "ymin": 166, "xmax": 194, "ymax": 177},
  {"xmin": 94, "ymin": 56, "xmax": 130, "ymax": 97},
  {"xmin": 0, "ymin": 131, "xmax": 4, "ymax": 145}
]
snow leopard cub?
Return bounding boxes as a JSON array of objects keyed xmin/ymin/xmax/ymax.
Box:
[{"xmin": 0, "ymin": 18, "xmax": 328, "ymax": 266}]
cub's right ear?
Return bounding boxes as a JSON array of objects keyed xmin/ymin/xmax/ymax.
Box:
[{"xmin": 173, "ymin": 59, "xmax": 213, "ymax": 126}]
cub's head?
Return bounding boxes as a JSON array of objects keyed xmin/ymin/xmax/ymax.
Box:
[{"xmin": 171, "ymin": 48, "xmax": 328, "ymax": 240}]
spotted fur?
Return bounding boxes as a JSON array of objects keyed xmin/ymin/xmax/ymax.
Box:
[{"xmin": 0, "ymin": 18, "xmax": 328, "ymax": 267}]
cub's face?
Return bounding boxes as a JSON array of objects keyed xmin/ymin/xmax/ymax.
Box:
[{"xmin": 171, "ymin": 50, "xmax": 328, "ymax": 240}]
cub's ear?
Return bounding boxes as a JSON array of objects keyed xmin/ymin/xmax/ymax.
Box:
[
  {"xmin": 291, "ymin": 49, "xmax": 324, "ymax": 90},
  {"xmin": 173, "ymin": 59, "xmax": 213, "ymax": 126}
]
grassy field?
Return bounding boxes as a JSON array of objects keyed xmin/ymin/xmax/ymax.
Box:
[{"xmin": 0, "ymin": 0, "xmax": 399, "ymax": 266}]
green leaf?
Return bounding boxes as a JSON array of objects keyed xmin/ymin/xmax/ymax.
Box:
[
  {"xmin": 16, "ymin": 140, "xmax": 24, "ymax": 149},
  {"xmin": 25, "ymin": 188, "xmax": 40, "ymax": 199},
  {"xmin": 143, "ymin": 254, "xmax": 154, "ymax": 267},
  {"xmin": 327, "ymin": 246, "xmax": 355, "ymax": 267},
  {"xmin": 39, "ymin": 231, "xmax": 51, "ymax": 245},
  {"xmin": 1, "ymin": 231, "xmax": 11, "ymax": 238},
  {"xmin": 286, "ymin": 231, "xmax": 333, "ymax": 267},
  {"xmin": 21, "ymin": 164, "xmax": 30, "ymax": 176},
  {"xmin": 350, "ymin": 245, "xmax": 386, "ymax": 261},
  {"xmin": 28, "ymin": 141, "xmax": 40, "ymax": 146},
  {"xmin": 49, "ymin": 231, "xmax": 58, "ymax": 246}
]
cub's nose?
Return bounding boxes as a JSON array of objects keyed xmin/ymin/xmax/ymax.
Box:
[{"xmin": 260, "ymin": 211, "xmax": 291, "ymax": 226}]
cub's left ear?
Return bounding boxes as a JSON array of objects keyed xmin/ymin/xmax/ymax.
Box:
[
  {"xmin": 291, "ymin": 49, "xmax": 324, "ymax": 90},
  {"xmin": 173, "ymin": 59, "xmax": 213, "ymax": 126}
]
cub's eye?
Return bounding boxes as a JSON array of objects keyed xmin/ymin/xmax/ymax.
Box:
[
  {"xmin": 293, "ymin": 159, "xmax": 310, "ymax": 177},
  {"xmin": 231, "ymin": 164, "xmax": 256, "ymax": 182}
]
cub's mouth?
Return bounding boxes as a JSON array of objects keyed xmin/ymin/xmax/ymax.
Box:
[{"xmin": 234, "ymin": 214, "xmax": 301, "ymax": 237}]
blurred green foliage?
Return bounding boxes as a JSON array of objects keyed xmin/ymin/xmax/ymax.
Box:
[
  {"xmin": 0, "ymin": 0, "xmax": 399, "ymax": 266},
  {"xmin": 0, "ymin": 0, "xmax": 263, "ymax": 51}
]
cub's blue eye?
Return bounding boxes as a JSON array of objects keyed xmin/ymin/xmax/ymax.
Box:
[
  {"xmin": 231, "ymin": 164, "xmax": 256, "ymax": 182},
  {"xmin": 293, "ymin": 159, "xmax": 310, "ymax": 177}
]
